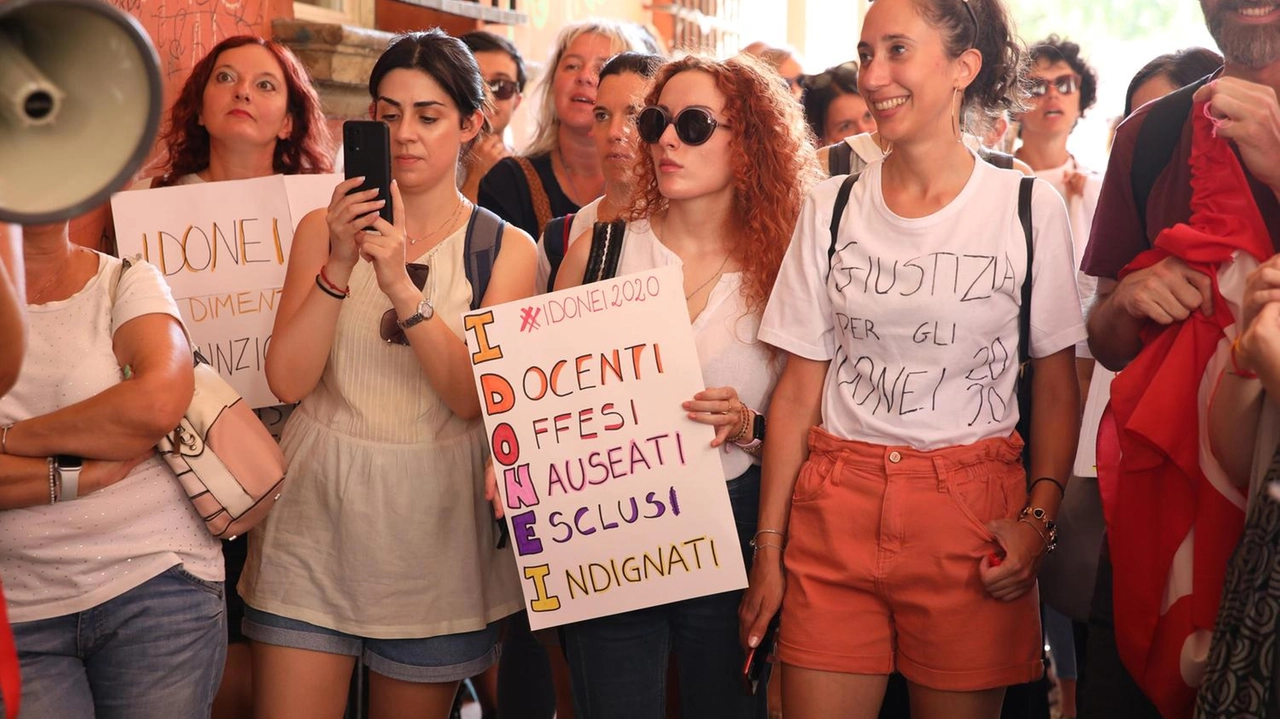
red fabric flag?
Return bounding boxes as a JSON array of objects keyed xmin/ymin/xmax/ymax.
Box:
[{"xmin": 1099, "ymin": 100, "xmax": 1274, "ymax": 719}]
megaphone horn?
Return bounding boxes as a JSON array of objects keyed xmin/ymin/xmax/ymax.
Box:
[{"xmin": 0, "ymin": 0, "xmax": 163, "ymax": 224}]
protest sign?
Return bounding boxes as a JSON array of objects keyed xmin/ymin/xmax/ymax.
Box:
[
  {"xmin": 113, "ymin": 174, "xmax": 339, "ymax": 408},
  {"xmin": 464, "ymin": 265, "xmax": 748, "ymax": 630}
]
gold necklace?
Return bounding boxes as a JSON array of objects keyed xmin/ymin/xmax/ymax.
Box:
[
  {"xmin": 685, "ymin": 252, "xmax": 732, "ymax": 300},
  {"xmin": 407, "ymin": 198, "xmax": 468, "ymax": 246},
  {"xmin": 28, "ymin": 247, "xmax": 82, "ymax": 304}
]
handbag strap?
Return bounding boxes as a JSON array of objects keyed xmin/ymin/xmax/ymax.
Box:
[{"xmin": 515, "ymin": 156, "xmax": 553, "ymax": 234}]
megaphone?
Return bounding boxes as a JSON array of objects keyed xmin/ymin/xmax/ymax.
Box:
[{"xmin": 0, "ymin": 0, "xmax": 162, "ymax": 224}]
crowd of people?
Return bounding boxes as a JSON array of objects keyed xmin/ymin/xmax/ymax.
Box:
[{"xmin": 0, "ymin": 0, "xmax": 1277, "ymax": 718}]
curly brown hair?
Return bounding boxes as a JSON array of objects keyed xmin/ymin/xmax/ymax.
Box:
[
  {"xmin": 155, "ymin": 36, "xmax": 333, "ymax": 186},
  {"xmin": 627, "ymin": 54, "xmax": 821, "ymax": 317}
]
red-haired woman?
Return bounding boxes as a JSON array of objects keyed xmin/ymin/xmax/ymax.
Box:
[
  {"xmin": 130, "ymin": 34, "xmax": 333, "ymax": 719},
  {"xmin": 145, "ymin": 35, "xmax": 333, "ymax": 188},
  {"xmin": 554, "ymin": 54, "xmax": 820, "ymax": 718}
]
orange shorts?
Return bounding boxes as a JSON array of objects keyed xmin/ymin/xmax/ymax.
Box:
[{"xmin": 777, "ymin": 426, "xmax": 1044, "ymax": 691}]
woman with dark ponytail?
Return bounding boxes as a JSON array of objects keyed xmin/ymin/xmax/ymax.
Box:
[{"xmin": 739, "ymin": 0, "xmax": 1084, "ymax": 716}]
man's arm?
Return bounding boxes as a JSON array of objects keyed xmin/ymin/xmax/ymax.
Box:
[{"xmin": 1087, "ymin": 259, "xmax": 1214, "ymax": 371}]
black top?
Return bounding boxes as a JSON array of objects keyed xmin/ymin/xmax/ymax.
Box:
[{"xmin": 477, "ymin": 153, "xmax": 580, "ymax": 239}]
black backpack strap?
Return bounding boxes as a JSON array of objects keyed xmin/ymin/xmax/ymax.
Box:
[
  {"xmin": 582, "ymin": 220, "xmax": 627, "ymax": 284},
  {"xmin": 1017, "ymin": 177, "xmax": 1035, "ymax": 369},
  {"xmin": 1015, "ymin": 176, "xmax": 1036, "ymax": 470},
  {"xmin": 463, "ymin": 206, "xmax": 506, "ymax": 311},
  {"xmin": 826, "ymin": 141, "xmax": 854, "ymax": 177},
  {"xmin": 542, "ymin": 212, "xmax": 576, "ymax": 293},
  {"xmin": 1130, "ymin": 75, "xmax": 1210, "ymax": 240},
  {"xmin": 979, "ymin": 148, "xmax": 1016, "ymax": 170},
  {"xmin": 827, "ymin": 172, "xmax": 862, "ymax": 280}
]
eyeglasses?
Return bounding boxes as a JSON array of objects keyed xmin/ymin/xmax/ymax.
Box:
[
  {"xmin": 487, "ymin": 79, "xmax": 519, "ymax": 101},
  {"xmin": 637, "ymin": 106, "xmax": 730, "ymax": 146},
  {"xmin": 1028, "ymin": 73, "xmax": 1082, "ymax": 97},
  {"xmin": 800, "ymin": 61, "xmax": 859, "ymax": 93},
  {"xmin": 379, "ymin": 263, "xmax": 430, "ymax": 345}
]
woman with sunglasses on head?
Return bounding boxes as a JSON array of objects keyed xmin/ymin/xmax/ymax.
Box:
[
  {"xmin": 553, "ymin": 53, "xmax": 820, "ymax": 719},
  {"xmin": 240, "ymin": 30, "xmax": 534, "ymax": 719},
  {"xmin": 477, "ymin": 20, "xmax": 652, "ymax": 240},
  {"xmin": 536, "ymin": 51, "xmax": 664, "ymax": 293},
  {"xmin": 739, "ymin": 0, "xmax": 1084, "ymax": 717},
  {"xmin": 801, "ymin": 61, "xmax": 877, "ymax": 147}
]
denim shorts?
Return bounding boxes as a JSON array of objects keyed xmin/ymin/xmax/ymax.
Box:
[{"xmin": 242, "ymin": 605, "xmax": 500, "ymax": 683}]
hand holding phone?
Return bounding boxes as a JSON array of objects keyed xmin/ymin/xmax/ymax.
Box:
[
  {"xmin": 343, "ymin": 120, "xmax": 393, "ymax": 227},
  {"xmin": 741, "ymin": 616, "xmax": 779, "ymax": 696}
]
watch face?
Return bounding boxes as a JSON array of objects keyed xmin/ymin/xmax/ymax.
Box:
[
  {"xmin": 752, "ymin": 413, "xmax": 766, "ymax": 441},
  {"xmin": 418, "ymin": 298, "xmax": 434, "ymax": 320},
  {"xmin": 55, "ymin": 454, "xmax": 83, "ymax": 470}
]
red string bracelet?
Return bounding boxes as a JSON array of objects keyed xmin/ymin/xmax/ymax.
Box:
[{"xmin": 319, "ymin": 266, "xmax": 349, "ymax": 297}]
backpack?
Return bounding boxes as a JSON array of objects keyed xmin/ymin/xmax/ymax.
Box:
[
  {"xmin": 1129, "ymin": 75, "xmax": 1211, "ymax": 240},
  {"xmin": 582, "ymin": 219, "xmax": 629, "ymax": 283},
  {"xmin": 827, "ymin": 172, "xmax": 1037, "ymax": 470},
  {"xmin": 541, "ymin": 212, "xmax": 577, "ymax": 293},
  {"xmin": 463, "ymin": 206, "xmax": 506, "ymax": 310},
  {"xmin": 826, "ymin": 139, "xmax": 1018, "ymax": 177}
]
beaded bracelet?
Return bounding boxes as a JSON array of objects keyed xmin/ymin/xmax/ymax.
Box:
[
  {"xmin": 728, "ymin": 404, "xmax": 751, "ymax": 444},
  {"xmin": 47, "ymin": 457, "xmax": 58, "ymax": 505}
]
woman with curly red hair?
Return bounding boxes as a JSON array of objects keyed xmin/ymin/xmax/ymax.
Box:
[
  {"xmin": 553, "ymin": 53, "xmax": 820, "ymax": 718},
  {"xmin": 145, "ymin": 35, "xmax": 333, "ymax": 188}
]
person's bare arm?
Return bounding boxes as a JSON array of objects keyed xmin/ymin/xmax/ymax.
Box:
[
  {"xmin": 738, "ymin": 354, "xmax": 827, "ymax": 649},
  {"xmin": 4, "ymin": 313, "xmax": 193, "ymax": 460},
  {"xmin": 0, "ymin": 224, "xmax": 25, "ymax": 397}
]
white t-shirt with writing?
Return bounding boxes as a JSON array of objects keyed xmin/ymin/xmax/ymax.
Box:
[
  {"xmin": 0, "ymin": 253, "xmax": 222, "ymax": 622},
  {"xmin": 760, "ymin": 156, "xmax": 1085, "ymax": 451}
]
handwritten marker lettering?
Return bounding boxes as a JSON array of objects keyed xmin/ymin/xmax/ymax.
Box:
[
  {"xmin": 463, "ymin": 267, "xmax": 748, "ymax": 629},
  {"xmin": 519, "ymin": 306, "xmax": 542, "ymax": 332}
]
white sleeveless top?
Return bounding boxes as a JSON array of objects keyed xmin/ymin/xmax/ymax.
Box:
[{"xmin": 240, "ymin": 220, "xmax": 523, "ymax": 638}]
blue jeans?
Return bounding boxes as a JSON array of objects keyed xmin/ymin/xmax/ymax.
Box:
[
  {"xmin": 5, "ymin": 564, "xmax": 227, "ymax": 719},
  {"xmin": 563, "ymin": 465, "xmax": 768, "ymax": 719}
]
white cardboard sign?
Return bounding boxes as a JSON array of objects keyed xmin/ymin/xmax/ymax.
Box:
[
  {"xmin": 113, "ymin": 174, "xmax": 339, "ymax": 408},
  {"xmin": 463, "ymin": 265, "xmax": 748, "ymax": 629}
]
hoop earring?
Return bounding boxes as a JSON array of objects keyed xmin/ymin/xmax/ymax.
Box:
[{"xmin": 951, "ymin": 87, "xmax": 962, "ymax": 143}]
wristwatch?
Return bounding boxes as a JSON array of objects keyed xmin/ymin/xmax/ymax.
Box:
[
  {"xmin": 54, "ymin": 454, "xmax": 83, "ymax": 502},
  {"xmin": 735, "ymin": 411, "xmax": 766, "ymax": 452},
  {"xmin": 397, "ymin": 298, "xmax": 434, "ymax": 330}
]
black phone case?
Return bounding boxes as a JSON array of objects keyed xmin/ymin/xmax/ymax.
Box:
[
  {"xmin": 342, "ymin": 120, "xmax": 394, "ymax": 226},
  {"xmin": 742, "ymin": 617, "xmax": 779, "ymax": 696}
]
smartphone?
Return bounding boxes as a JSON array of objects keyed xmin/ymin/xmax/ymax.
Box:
[
  {"xmin": 741, "ymin": 616, "xmax": 780, "ymax": 696},
  {"xmin": 342, "ymin": 120, "xmax": 393, "ymax": 226}
]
